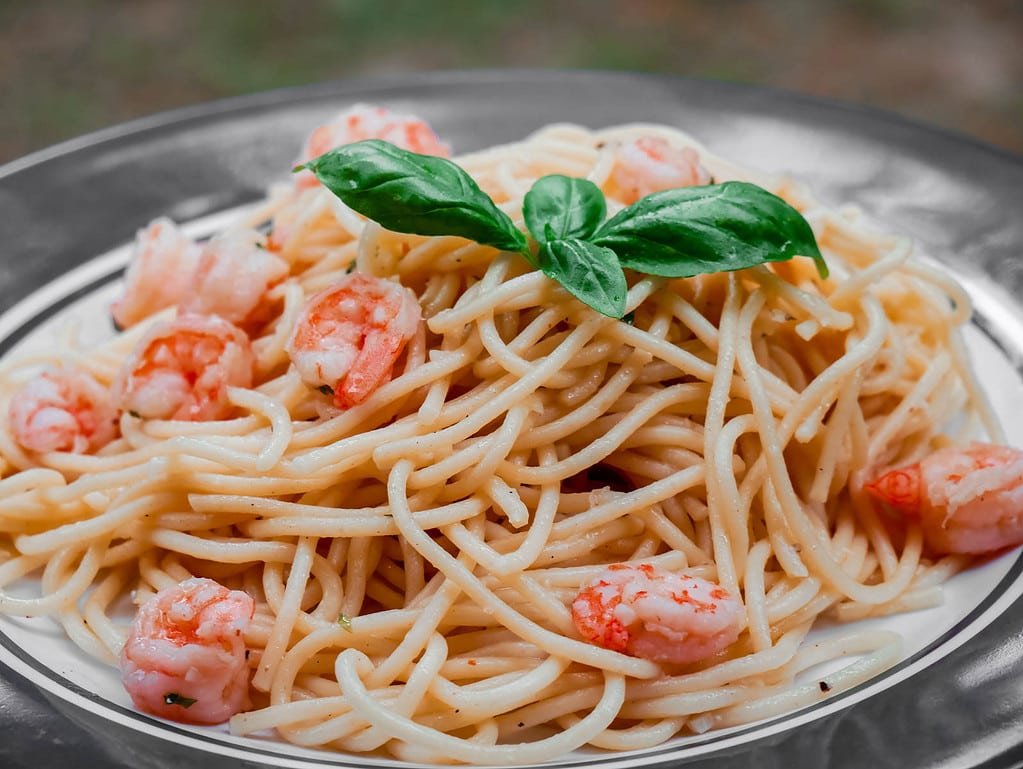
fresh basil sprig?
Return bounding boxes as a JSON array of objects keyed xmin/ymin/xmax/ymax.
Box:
[
  {"xmin": 297, "ymin": 140, "xmax": 827, "ymax": 318},
  {"xmin": 520, "ymin": 175, "xmax": 626, "ymax": 315}
]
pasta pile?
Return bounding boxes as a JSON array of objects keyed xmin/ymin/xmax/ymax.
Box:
[{"xmin": 0, "ymin": 121, "xmax": 997, "ymax": 764}]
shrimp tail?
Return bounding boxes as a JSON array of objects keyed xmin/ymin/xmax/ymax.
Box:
[{"xmin": 864, "ymin": 464, "xmax": 923, "ymax": 516}]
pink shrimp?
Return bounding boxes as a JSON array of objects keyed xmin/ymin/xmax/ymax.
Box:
[
  {"xmin": 114, "ymin": 314, "xmax": 254, "ymax": 421},
  {"xmin": 8, "ymin": 367, "xmax": 118, "ymax": 454},
  {"xmin": 111, "ymin": 218, "xmax": 202, "ymax": 329},
  {"xmin": 864, "ymin": 441, "xmax": 1023, "ymax": 555},
  {"xmin": 293, "ymin": 103, "xmax": 451, "ymax": 190},
  {"xmin": 571, "ymin": 563, "xmax": 744, "ymax": 665},
  {"xmin": 119, "ymin": 577, "xmax": 254, "ymax": 725},
  {"xmin": 286, "ymin": 273, "xmax": 420, "ymax": 409},
  {"xmin": 611, "ymin": 136, "xmax": 713, "ymax": 204},
  {"xmin": 182, "ymin": 229, "xmax": 289, "ymax": 327}
]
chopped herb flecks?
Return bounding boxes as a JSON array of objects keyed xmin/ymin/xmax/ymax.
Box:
[{"xmin": 164, "ymin": 692, "xmax": 197, "ymax": 708}]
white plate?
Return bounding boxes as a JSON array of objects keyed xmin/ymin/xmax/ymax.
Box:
[{"xmin": 2, "ymin": 71, "xmax": 1023, "ymax": 769}]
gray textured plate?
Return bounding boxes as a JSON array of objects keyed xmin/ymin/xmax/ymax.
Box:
[{"xmin": 2, "ymin": 70, "xmax": 1023, "ymax": 769}]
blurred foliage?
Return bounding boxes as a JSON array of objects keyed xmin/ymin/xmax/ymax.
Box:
[{"xmin": 1, "ymin": 0, "xmax": 1021, "ymax": 161}]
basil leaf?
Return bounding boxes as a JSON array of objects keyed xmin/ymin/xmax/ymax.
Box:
[
  {"xmin": 538, "ymin": 239, "xmax": 627, "ymax": 318},
  {"xmin": 163, "ymin": 692, "xmax": 197, "ymax": 708},
  {"xmin": 300, "ymin": 139, "xmax": 529, "ymax": 255},
  {"xmin": 523, "ymin": 175, "xmax": 606, "ymax": 245},
  {"xmin": 593, "ymin": 181, "xmax": 828, "ymax": 279}
]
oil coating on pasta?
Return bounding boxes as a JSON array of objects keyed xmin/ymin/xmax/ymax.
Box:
[{"xmin": 0, "ymin": 107, "xmax": 1014, "ymax": 765}]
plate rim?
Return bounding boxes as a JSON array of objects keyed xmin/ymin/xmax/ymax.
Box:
[
  {"xmin": 2, "ymin": 68, "xmax": 1021, "ymax": 179},
  {"xmin": 3, "ymin": 68, "xmax": 1023, "ymax": 769}
]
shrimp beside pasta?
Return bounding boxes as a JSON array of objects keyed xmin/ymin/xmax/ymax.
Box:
[
  {"xmin": 610, "ymin": 136, "xmax": 713, "ymax": 204},
  {"xmin": 114, "ymin": 313, "xmax": 254, "ymax": 421},
  {"xmin": 866, "ymin": 442, "xmax": 1023, "ymax": 555},
  {"xmin": 293, "ymin": 103, "xmax": 450, "ymax": 190},
  {"xmin": 286, "ymin": 272, "xmax": 421, "ymax": 408},
  {"xmin": 183, "ymin": 229, "xmax": 289, "ymax": 328},
  {"xmin": 572, "ymin": 563, "xmax": 744, "ymax": 665},
  {"xmin": 110, "ymin": 218, "xmax": 202, "ymax": 330},
  {"xmin": 8, "ymin": 367, "xmax": 118, "ymax": 454},
  {"xmin": 119, "ymin": 578, "xmax": 254, "ymax": 725}
]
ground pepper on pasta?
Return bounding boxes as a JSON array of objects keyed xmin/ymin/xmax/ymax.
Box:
[{"xmin": 0, "ymin": 113, "xmax": 1007, "ymax": 764}]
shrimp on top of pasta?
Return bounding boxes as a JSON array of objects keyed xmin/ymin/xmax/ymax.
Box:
[{"xmin": 0, "ymin": 101, "xmax": 1019, "ymax": 765}]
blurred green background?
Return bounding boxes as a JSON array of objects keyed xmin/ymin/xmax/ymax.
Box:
[{"xmin": 2, "ymin": 0, "xmax": 1021, "ymax": 163}]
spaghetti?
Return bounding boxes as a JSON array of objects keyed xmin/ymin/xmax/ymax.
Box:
[{"xmin": 0, "ymin": 117, "xmax": 1001, "ymax": 764}]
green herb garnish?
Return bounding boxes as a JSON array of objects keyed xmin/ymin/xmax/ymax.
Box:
[
  {"xmin": 297, "ymin": 140, "xmax": 827, "ymax": 318},
  {"xmin": 298, "ymin": 139, "xmax": 528, "ymax": 256},
  {"xmin": 592, "ymin": 182, "xmax": 829, "ymax": 280},
  {"xmin": 163, "ymin": 692, "xmax": 197, "ymax": 708},
  {"xmin": 536, "ymin": 238, "xmax": 627, "ymax": 319},
  {"xmin": 523, "ymin": 174, "xmax": 606, "ymax": 244},
  {"xmin": 337, "ymin": 613, "xmax": 353, "ymax": 631}
]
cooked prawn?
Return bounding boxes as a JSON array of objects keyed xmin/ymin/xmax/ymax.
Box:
[
  {"xmin": 114, "ymin": 314, "xmax": 254, "ymax": 421},
  {"xmin": 571, "ymin": 562, "xmax": 744, "ymax": 665},
  {"xmin": 865, "ymin": 441, "xmax": 1023, "ymax": 555},
  {"xmin": 182, "ymin": 229, "xmax": 289, "ymax": 327},
  {"xmin": 286, "ymin": 273, "xmax": 420, "ymax": 409},
  {"xmin": 7, "ymin": 367, "xmax": 118, "ymax": 454},
  {"xmin": 119, "ymin": 577, "xmax": 254, "ymax": 725},
  {"xmin": 293, "ymin": 103, "xmax": 451, "ymax": 190},
  {"xmin": 110, "ymin": 218, "xmax": 202, "ymax": 329},
  {"xmin": 611, "ymin": 136, "xmax": 713, "ymax": 204}
]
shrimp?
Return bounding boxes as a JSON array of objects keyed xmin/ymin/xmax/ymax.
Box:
[
  {"xmin": 864, "ymin": 441, "xmax": 1023, "ymax": 555},
  {"xmin": 7, "ymin": 367, "xmax": 118, "ymax": 454},
  {"xmin": 293, "ymin": 103, "xmax": 451, "ymax": 190},
  {"xmin": 114, "ymin": 314, "xmax": 254, "ymax": 421},
  {"xmin": 182, "ymin": 229, "xmax": 289, "ymax": 327},
  {"xmin": 286, "ymin": 273, "xmax": 421, "ymax": 409},
  {"xmin": 119, "ymin": 577, "xmax": 254, "ymax": 725},
  {"xmin": 110, "ymin": 218, "xmax": 202, "ymax": 329},
  {"xmin": 610, "ymin": 136, "xmax": 713, "ymax": 204},
  {"xmin": 571, "ymin": 563, "xmax": 744, "ymax": 665}
]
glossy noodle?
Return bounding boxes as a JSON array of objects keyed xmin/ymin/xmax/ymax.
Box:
[{"xmin": 0, "ymin": 116, "xmax": 1003, "ymax": 764}]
